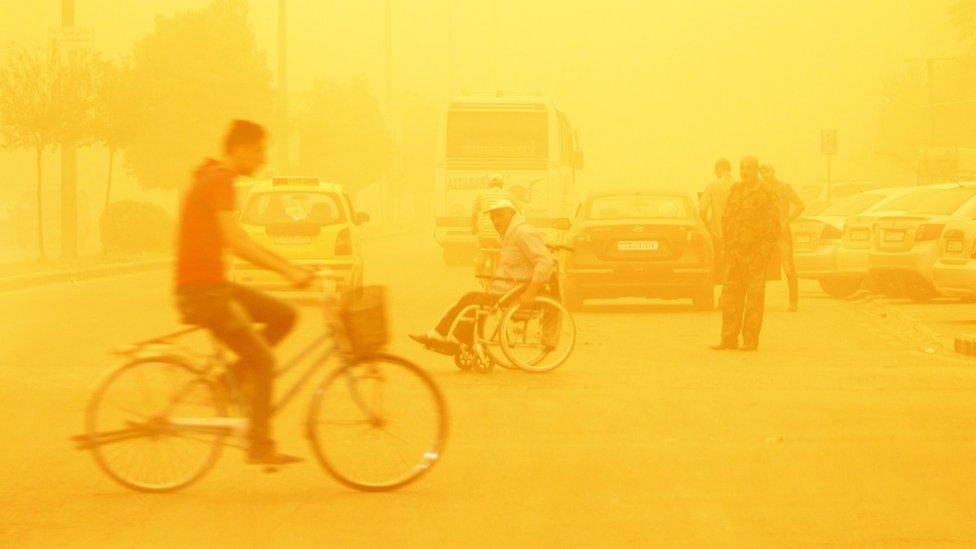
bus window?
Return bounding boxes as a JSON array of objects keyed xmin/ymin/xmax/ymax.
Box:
[{"xmin": 446, "ymin": 111, "xmax": 548, "ymax": 159}]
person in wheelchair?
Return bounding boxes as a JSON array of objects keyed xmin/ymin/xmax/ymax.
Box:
[{"xmin": 411, "ymin": 197, "xmax": 554, "ymax": 350}]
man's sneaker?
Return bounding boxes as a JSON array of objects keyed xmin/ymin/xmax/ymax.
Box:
[{"xmin": 709, "ymin": 340, "xmax": 738, "ymax": 350}]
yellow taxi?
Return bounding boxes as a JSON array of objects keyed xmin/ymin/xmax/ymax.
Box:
[{"xmin": 230, "ymin": 176, "xmax": 368, "ymax": 290}]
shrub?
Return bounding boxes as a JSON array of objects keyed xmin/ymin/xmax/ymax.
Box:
[{"xmin": 100, "ymin": 200, "xmax": 174, "ymax": 254}]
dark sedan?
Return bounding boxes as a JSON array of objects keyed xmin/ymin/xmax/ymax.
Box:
[{"xmin": 558, "ymin": 189, "xmax": 714, "ymax": 310}]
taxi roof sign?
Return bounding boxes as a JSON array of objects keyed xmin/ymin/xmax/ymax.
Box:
[{"xmin": 273, "ymin": 176, "xmax": 319, "ymax": 186}]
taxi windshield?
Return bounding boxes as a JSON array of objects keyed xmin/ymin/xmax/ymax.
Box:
[{"xmin": 241, "ymin": 191, "xmax": 346, "ymax": 226}]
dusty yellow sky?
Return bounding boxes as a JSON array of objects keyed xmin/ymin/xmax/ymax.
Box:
[{"xmin": 0, "ymin": 1, "xmax": 964, "ymax": 191}]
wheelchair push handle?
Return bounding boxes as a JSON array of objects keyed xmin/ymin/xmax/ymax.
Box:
[{"xmin": 546, "ymin": 244, "xmax": 575, "ymax": 253}]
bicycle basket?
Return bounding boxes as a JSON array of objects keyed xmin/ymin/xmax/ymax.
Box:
[{"xmin": 338, "ymin": 285, "xmax": 389, "ymax": 354}]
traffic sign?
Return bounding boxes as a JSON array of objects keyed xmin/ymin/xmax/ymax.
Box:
[
  {"xmin": 48, "ymin": 26, "xmax": 93, "ymax": 54},
  {"xmin": 821, "ymin": 130, "xmax": 838, "ymax": 156}
]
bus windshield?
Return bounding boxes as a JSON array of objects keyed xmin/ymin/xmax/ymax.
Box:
[{"xmin": 446, "ymin": 111, "xmax": 548, "ymax": 159}]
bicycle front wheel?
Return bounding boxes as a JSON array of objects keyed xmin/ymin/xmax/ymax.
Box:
[
  {"xmin": 306, "ymin": 353, "xmax": 447, "ymax": 491},
  {"xmin": 83, "ymin": 357, "xmax": 227, "ymax": 493}
]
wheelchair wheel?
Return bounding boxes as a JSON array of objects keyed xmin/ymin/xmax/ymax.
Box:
[
  {"xmin": 476, "ymin": 308, "xmax": 518, "ymax": 370},
  {"xmin": 471, "ymin": 344, "xmax": 495, "ymax": 374},
  {"xmin": 499, "ymin": 296, "xmax": 576, "ymax": 373},
  {"xmin": 454, "ymin": 343, "xmax": 475, "ymax": 371}
]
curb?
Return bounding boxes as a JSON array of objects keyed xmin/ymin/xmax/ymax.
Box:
[
  {"xmin": 0, "ymin": 258, "xmax": 173, "ymax": 293},
  {"xmin": 0, "ymin": 226, "xmax": 424, "ymax": 293}
]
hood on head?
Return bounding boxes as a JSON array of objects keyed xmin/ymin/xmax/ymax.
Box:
[{"xmin": 194, "ymin": 158, "xmax": 233, "ymax": 184}]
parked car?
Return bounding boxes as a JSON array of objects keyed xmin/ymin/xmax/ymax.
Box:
[
  {"xmin": 231, "ymin": 176, "xmax": 369, "ymax": 290},
  {"xmin": 558, "ymin": 188, "xmax": 714, "ymax": 311},
  {"xmin": 868, "ymin": 183, "xmax": 976, "ymax": 301},
  {"xmin": 931, "ymin": 218, "xmax": 976, "ymax": 298},
  {"xmin": 791, "ymin": 186, "xmax": 934, "ymax": 298}
]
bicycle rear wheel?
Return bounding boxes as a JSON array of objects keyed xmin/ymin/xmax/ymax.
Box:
[
  {"xmin": 83, "ymin": 357, "xmax": 227, "ymax": 493},
  {"xmin": 306, "ymin": 353, "xmax": 447, "ymax": 491}
]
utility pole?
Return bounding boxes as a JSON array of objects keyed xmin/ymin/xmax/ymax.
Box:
[
  {"xmin": 385, "ymin": 0, "xmax": 393, "ymax": 108},
  {"xmin": 277, "ymin": 0, "xmax": 289, "ymax": 174},
  {"xmin": 491, "ymin": 0, "xmax": 498, "ymax": 89},
  {"xmin": 447, "ymin": 0, "xmax": 454, "ymax": 98},
  {"xmin": 60, "ymin": 0, "xmax": 78, "ymax": 259},
  {"xmin": 908, "ymin": 57, "xmax": 955, "ymax": 146},
  {"xmin": 383, "ymin": 0, "xmax": 396, "ymax": 226}
]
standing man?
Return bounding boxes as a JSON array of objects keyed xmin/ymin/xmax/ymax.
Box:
[
  {"xmin": 175, "ymin": 120, "xmax": 313, "ymax": 465},
  {"xmin": 700, "ymin": 159, "xmax": 734, "ymax": 283},
  {"xmin": 711, "ymin": 156, "xmax": 780, "ymax": 351},
  {"xmin": 760, "ymin": 164, "xmax": 805, "ymax": 311}
]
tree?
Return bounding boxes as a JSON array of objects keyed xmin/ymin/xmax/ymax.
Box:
[
  {"xmin": 298, "ymin": 75, "xmax": 393, "ymax": 194},
  {"xmin": 124, "ymin": 0, "xmax": 272, "ymax": 190},
  {"xmin": 0, "ymin": 47, "xmax": 100, "ymax": 260},
  {"xmin": 94, "ymin": 58, "xmax": 141, "ymax": 210}
]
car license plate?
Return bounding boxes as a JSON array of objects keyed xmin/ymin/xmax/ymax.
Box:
[
  {"xmin": 617, "ymin": 240, "xmax": 658, "ymax": 251},
  {"xmin": 849, "ymin": 228, "xmax": 870, "ymax": 241},
  {"xmin": 884, "ymin": 231, "xmax": 905, "ymax": 243},
  {"xmin": 794, "ymin": 234, "xmax": 811, "ymax": 245},
  {"xmin": 947, "ymin": 240, "xmax": 964, "ymax": 252},
  {"xmin": 274, "ymin": 235, "xmax": 312, "ymax": 244}
]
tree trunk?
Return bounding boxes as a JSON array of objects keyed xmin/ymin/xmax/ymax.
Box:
[
  {"xmin": 35, "ymin": 146, "xmax": 46, "ymax": 262},
  {"xmin": 104, "ymin": 147, "xmax": 115, "ymax": 211}
]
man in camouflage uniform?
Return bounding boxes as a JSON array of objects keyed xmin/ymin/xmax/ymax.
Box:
[{"xmin": 711, "ymin": 156, "xmax": 780, "ymax": 351}]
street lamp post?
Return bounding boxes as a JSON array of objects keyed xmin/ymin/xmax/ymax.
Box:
[{"xmin": 277, "ymin": 0, "xmax": 289, "ymax": 173}]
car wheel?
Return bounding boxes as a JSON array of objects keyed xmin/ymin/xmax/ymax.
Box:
[
  {"xmin": 818, "ymin": 278, "xmax": 862, "ymax": 299},
  {"xmin": 692, "ymin": 286, "xmax": 715, "ymax": 310},
  {"xmin": 907, "ymin": 283, "xmax": 939, "ymax": 302}
]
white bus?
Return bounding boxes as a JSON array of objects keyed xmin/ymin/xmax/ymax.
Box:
[{"xmin": 434, "ymin": 91, "xmax": 584, "ymax": 264}]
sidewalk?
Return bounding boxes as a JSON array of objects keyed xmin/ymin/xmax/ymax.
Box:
[
  {"xmin": 0, "ymin": 223, "xmax": 425, "ymax": 293},
  {"xmin": 0, "ymin": 254, "xmax": 172, "ymax": 292}
]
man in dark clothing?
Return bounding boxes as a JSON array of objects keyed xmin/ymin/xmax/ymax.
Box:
[
  {"xmin": 175, "ymin": 120, "xmax": 313, "ymax": 465},
  {"xmin": 711, "ymin": 156, "xmax": 780, "ymax": 351}
]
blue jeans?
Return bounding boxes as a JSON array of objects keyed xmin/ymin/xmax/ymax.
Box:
[{"xmin": 175, "ymin": 283, "xmax": 297, "ymax": 450}]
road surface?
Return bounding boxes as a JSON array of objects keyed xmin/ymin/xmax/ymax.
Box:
[{"xmin": 2, "ymin": 231, "xmax": 976, "ymax": 546}]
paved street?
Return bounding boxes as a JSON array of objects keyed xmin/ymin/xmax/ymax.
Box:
[{"xmin": 3, "ymin": 231, "xmax": 976, "ymax": 547}]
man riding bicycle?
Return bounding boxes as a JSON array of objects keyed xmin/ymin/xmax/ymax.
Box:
[
  {"xmin": 411, "ymin": 197, "xmax": 554, "ymax": 349},
  {"xmin": 174, "ymin": 120, "xmax": 313, "ymax": 465}
]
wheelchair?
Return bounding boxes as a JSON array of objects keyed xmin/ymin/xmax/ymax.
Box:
[{"xmin": 449, "ymin": 244, "xmax": 577, "ymax": 374}]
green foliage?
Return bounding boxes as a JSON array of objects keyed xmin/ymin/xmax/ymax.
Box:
[
  {"xmin": 0, "ymin": 47, "xmax": 100, "ymax": 151},
  {"xmin": 124, "ymin": 0, "xmax": 273, "ymax": 190},
  {"xmin": 298, "ymin": 75, "xmax": 393, "ymax": 194},
  {"xmin": 93, "ymin": 58, "xmax": 141, "ymax": 153},
  {"xmin": 99, "ymin": 200, "xmax": 174, "ymax": 254}
]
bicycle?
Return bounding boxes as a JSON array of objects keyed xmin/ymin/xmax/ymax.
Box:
[
  {"xmin": 445, "ymin": 244, "xmax": 577, "ymax": 374},
  {"xmin": 71, "ymin": 273, "xmax": 448, "ymax": 493}
]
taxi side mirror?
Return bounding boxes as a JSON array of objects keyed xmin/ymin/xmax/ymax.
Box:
[
  {"xmin": 354, "ymin": 212, "xmax": 371, "ymax": 225},
  {"xmin": 553, "ymin": 218, "xmax": 572, "ymax": 231}
]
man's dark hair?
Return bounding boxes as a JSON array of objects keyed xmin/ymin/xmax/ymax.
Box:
[
  {"xmin": 223, "ymin": 120, "xmax": 266, "ymax": 154},
  {"xmin": 714, "ymin": 158, "xmax": 731, "ymax": 173}
]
